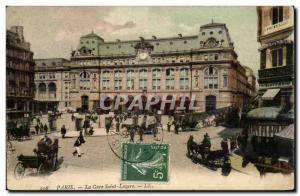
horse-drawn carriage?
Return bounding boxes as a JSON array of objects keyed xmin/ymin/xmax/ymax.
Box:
[
  {"xmin": 187, "ymin": 135, "xmax": 231, "ymax": 176},
  {"xmin": 14, "ymin": 137, "xmax": 59, "ymax": 179},
  {"xmin": 7, "ymin": 119, "xmax": 32, "ymax": 141}
]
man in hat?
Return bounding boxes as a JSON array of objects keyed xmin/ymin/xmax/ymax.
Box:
[
  {"xmin": 201, "ymin": 133, "xmax": 211, "ymax": 150},
  {"xmin": 60, "ymin": 125, "xmax": 67, "ymax": 138},
  {"xmin": 105, "ymin": 116, "xmax": 112, "ymax": 134},
  {"xmin": 73, "ymin": 131, "xmax": 85, "ymax": 157},
  {"xmin": 139, "ymin": 115, "xmax": 147, "ymax": 142}
]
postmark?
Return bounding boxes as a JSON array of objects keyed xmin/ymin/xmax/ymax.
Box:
[
  {"xmin": 106, "ymin": 115, "xmax": 164, "ymax": 163},
  {"xmin": 121, "ymin": 143, "xmax": 169, "ymax": 182}
]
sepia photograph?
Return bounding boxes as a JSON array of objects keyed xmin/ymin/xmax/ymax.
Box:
[{"xmin": 5, "ymin": 5, "xmax": 295, "ymax": 191}]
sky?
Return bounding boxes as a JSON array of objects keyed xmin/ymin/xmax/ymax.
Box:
[{"xmin": 6, "ymin": 6, "xmax": 260, "ymax": 73}]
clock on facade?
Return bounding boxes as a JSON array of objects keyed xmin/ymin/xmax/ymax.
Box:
[
  {"xmin": 205, "ymin": 38, "xmax": 218, "ymax": 48},
  {"xmin": 139, "ymin": 52, "xmax": 148, "ymax": 60}
]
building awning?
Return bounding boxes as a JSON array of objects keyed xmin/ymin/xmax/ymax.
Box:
[
  {"xmin": 246, "ymin": 107, "xmax": 281, "ymax": 120},
  {"xmin": 275, "ymin": 124, "xmax": 294, "ymax": 140},
  {"xmin": 262, "ymin": 88, "xmax": 280, "ymax": 100}
]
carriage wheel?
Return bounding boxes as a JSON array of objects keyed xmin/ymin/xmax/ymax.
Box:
[
  {"xmin": 14, "ymin": 162, "xmax": 25, "ymax": 179},
  {"xmin": 37, "ymin": 163, "xmax": 48, "ymax": 176}
]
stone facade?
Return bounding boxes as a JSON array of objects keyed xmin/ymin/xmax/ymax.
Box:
[
  {"xmin": 6, "ymin": 26, "xmax": 35, "ymax": 121},
  {"xmin": 257, "ymin": 6, "xmax": 294, "ymax": 108},
  {"xmin": 34, "ymin": 22, "xmax": 256, "ymax": 113}
]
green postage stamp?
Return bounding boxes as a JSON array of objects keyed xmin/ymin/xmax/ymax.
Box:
[{"xmin": 121, "ymin": 143, "xmax": 169, "ymax": 182}]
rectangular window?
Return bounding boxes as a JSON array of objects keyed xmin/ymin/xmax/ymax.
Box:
[
  {"xmin": 139, "ymin": 79, "xmax": 147, "ymax": 90},
  {"xmin": 214, "ymin": 77, "xmax": 218, "ymax": 89},
  {"xmin": 166, "ymin": 78, "xmax": 175, "ymax": 90},
  {"xmin": 102, "ymin": 79, "xmax": 110, "ymax": 90},
  {"xmin": 152, "ymin": 79, "xmax": 161, "ymax": 90},
  {"xmin": 180, "ymin": 78, "xmax": 189, "ymax": 90},
  {"xmin": 272, "ymin": 48, "xmax": 283, "ymax": 67},
  {"xmin": 127, "ymin": 79, "xmax": 134, "ymax": 90},
  {"xmin": 223, "ymin": 75, "xmax": 228, "ymax": 87},
  {"xmin": 204, "ymin": 78, "xmax": 208, "ymax": 89},
  {"xmin": 114, "ymin": 79, "xmax": 121, "ymax": 90},
  {"xmin": 272, "ymin": 6, "xmax": 283, "ymax": 25}
]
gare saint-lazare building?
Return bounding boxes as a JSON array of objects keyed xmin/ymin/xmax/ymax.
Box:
[{"xmin": 34, "ymin": 22, "xmax": 256, "ymax": 114}]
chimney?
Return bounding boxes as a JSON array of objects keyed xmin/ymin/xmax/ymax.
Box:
[{"xmin": 10, "ymin": 26, "xmax": 24, "ymax": 42}]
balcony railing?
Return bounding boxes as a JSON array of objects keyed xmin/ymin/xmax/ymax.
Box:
[{"xmin": 258, "ymin": 65, "xmax": 294, "ymax": 79}]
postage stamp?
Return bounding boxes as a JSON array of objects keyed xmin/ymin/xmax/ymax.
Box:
[{"xmin": 121, "ymin": 143, "xmax": 169, "ymax": 182}]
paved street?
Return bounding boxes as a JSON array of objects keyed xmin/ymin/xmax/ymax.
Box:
[{"xmin": 7, "ymin": 114, "xmax": 294, "ymax": 190}]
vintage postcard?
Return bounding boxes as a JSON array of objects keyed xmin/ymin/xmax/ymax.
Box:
[{"xmin": 6, "ymin": 6, "xmax": 295, "ymax": 191}]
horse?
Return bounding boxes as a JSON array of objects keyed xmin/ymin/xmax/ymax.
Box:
[{"xmin": 242, "ymin": 155, "xmax": 293, "ymax": 177}]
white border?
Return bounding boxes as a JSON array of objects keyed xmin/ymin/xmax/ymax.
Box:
[{"xmin": 1, "ymin": 0, "xmax": 299, "ymax": 195}]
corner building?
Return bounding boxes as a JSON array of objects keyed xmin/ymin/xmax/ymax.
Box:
[
  {"xmin": 34, "ymin": 22, "xmax": 256, "ymax": 113},
  {"xmin": 7, "ymin": 26, "xmax": 35, "ymax": 122}
]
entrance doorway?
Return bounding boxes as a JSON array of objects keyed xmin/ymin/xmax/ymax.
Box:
[
  {"xmin": 81, "ymin": 95, "xmax": 89, "ymax": 112},
  {"xmin": 205, "ymin": 95, "xmax": 216, "ymax": 112}
]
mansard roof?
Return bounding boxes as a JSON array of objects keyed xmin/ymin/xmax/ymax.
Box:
[{"xmin": 74, "ymin": 22, "xmax": 234, "ymax": 57}]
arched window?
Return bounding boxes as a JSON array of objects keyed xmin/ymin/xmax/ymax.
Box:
[
  {"xmin": 180, "ymin": 68, "xmax": 189, "ymax": 90},
  {"xmin": 152, "ymin": 69, "xmax": 161, "ymax": 90},
  {"xmin": 48, "ymin": 82, "xmax": 57, "ymax": 98},
  {"xmin": 38, "ymin": 83, "xmax": 46, "ymax": 93},
  {"xmin": 114, "ymin": 70, "xmax": 123, "ymax": 90},
  {"xmin": 204, "ymin": 66, "xmax": 218, "ymax": 89},
  {"xmin": 48, "ymin": 82, "xmax": 56, "ymax": 92},
  {"xmin": 166, "ymin": 68, "xmax": 175, "ymax": 90},
  {"xmin": 80, "ymin": 71, "xmax": 90, "ymax": 90},
  {"xmin": 127, "ymin": 70, "xmax": 135, "ymax": 90},
  {"xmin": 139, "ymin": 69, "xmax": 147, "ymax": 90}
]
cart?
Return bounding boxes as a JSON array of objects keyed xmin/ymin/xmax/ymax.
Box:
[{"xmin": 14, "ymin": 138, "xmax": 59, "ymax": 179}]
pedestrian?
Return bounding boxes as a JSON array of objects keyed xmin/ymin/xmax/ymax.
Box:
[
  {"xmin": 129, "ymin": 126, "xmax": 136, "ymax": 142},
  {"xmin": 61, "ymin": 125, "xmax": 67, "ymax": 138},
  {"xmin": 83, "ymin": 118, "xmax": 89, "ymax": 135},
  {"xmin": 88, "ymin": 127, "xmax": 94, "ymax": 135},
  {"xmin": 116, "ymin": 118, "xmax": 120, "ymax": 132},
  {"xmin": 167, "ymin": 121, "xmax": 171, "ymax": 132},
  {"xmin": 73, "ymin": 131, "xmax": 85, "ymax": 157},
  {"xmin": 187, "ymin": 135, "xmax": 196, "ymax": 157},
  {"xmin": 35, "ymin": 124, "xmax": 40, "ymax": 135},
  {"xmin": 139, "ymin": 115, "xmax": 147, "ymax": 142},
  {"xmin": 39, "ymin": 123, "xmax": 43, "ymax": 133},
  {"xmin": 174, "ymin": 121, "xmax": 180, "ymax": 134},
  {"xmin": 105, "ymin": 117, "xmax": 112, "ymax": 134},
  {"xmin": 43, "ymin": 124, "xmax": 48, "ymax": 134},
  {"xmin": 71, "ymin": 113, "xmax": 74, "ymax": 121},
  {"xmin": 201, "ymin": 133, "xmax": 211, "ymax": 150},
  {"xmin": 36, "ymin": 117, "xmax": 40, "ymax": 125}
]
